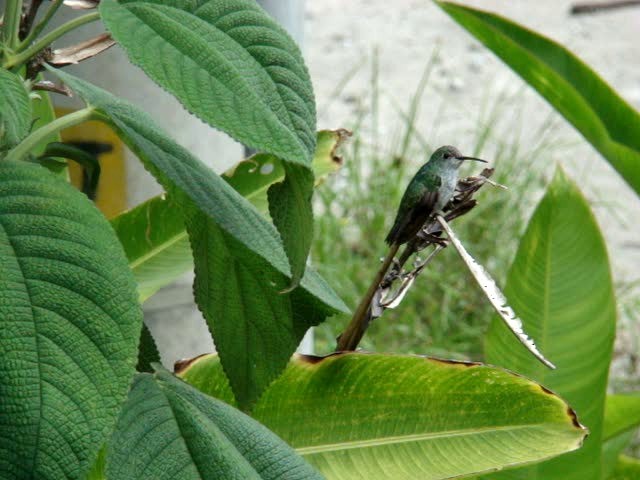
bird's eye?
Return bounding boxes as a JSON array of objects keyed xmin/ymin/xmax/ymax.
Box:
[{"xmin": 444, "ymin": 153, "xmax": 451, "ymax": 159}]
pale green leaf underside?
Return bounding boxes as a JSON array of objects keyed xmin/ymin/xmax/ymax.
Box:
[
  {"xmin": 111, "ymin": 194, "xmax": 191, "ymax": 302},
  {"xmin": 179, "ymin": 353, "xmax": 586, "ymax": 480},
  {"xmin": 484, "ymin": 169, "xmax": 616, "ymax": 480},
  {"xmin": 0, "ymin": 160, "xmax": 142, "ymax": 479},
  {"xmin": 107, "ymin": 368, "xmax": 322, "ymax": 480},
  {"xmin": 436, "ymin": 1, "xmax": 640, "ymax": 196},
  {"xmin": 99, "ymin": 0, "xmax": 316, "ymax": 165},
  {"xmin": 0, "ymin": 69, "xmax": 31, "ymax": 152},
  {"xmin": 85, "ymin": 448, "xmax": 106, "ymax": 480}
]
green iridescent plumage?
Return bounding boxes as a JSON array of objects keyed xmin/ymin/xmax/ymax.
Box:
[{"xmin": 385, "ymin": 145, "xmax": 486, "ymax": 245}]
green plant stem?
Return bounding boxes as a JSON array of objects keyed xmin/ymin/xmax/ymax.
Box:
[
  {"xmin": 41, "ymin": 141, "xmax": 101, "ymax": 198},
  {"xmin": 3, "ymin": 12, "xmax": 101, "ymax": 69},
  {"xmin": 18, "ymin": 0, "xmax": 64, "ymax": 51},
  {"xmin": 2, "ymin": 0, "xmax": 23, "ymax": 49},
  {"xmin": 5, "ymin": 107, "xmax": 96, "ymax": 162},
  {"xmin": 336, "ymin": 242, "xmax": 400, "ymax": 351}
]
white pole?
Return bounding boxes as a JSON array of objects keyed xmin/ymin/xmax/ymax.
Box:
[{"xmin": 257, "ymin": 1, "xmax": 314, "ymax": 356}]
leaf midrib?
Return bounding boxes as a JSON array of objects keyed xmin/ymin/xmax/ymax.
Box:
[
  {"xmin": 128, "ymin": 229, "xmax": 188, "ymax": 271},
  {"xmin": 295, "ymin": 423, "xmax": 576, "ymax": 455}
]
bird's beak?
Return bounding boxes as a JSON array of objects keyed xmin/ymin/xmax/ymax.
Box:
[{"xmin": 457, "ymin": 156, "xmax": 488, "ymax": 163}]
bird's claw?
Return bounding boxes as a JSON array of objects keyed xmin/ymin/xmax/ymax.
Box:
[
  {"xmin": 417, "ymin": 227, "xmax": 448, "ymax": 248},
  {"xmin": 433, "ymin": 237, "xmax": 449, "ymax": 248}
]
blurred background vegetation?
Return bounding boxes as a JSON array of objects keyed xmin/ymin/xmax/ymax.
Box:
[{"xmin": 310, "ymin": 53, "xmax": 639, "ymax": 395}]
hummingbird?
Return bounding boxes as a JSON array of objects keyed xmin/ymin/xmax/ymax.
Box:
[
  {"xmin": 385, "ymin": 145, "xmax": 487, "ymax": 246},
  {"xmin": 337, "ymin": 145, "xmax": 488, "ymax": 352}
]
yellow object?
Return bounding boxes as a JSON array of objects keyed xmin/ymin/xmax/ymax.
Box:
[{"xmin": 56, "ymin": 108, "xmax": 126, "ymax": 219}]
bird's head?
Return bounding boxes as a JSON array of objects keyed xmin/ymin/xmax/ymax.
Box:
[{"xmin": 430, "ymin": 145, "xmax": 488, "ymax": 169}]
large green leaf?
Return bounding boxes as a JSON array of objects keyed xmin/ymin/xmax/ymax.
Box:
[
  {"xmin": 112, "ymin": 129, "xmax": 347, "ymax": 303},
  {"xmin": 99, "ymin": 0, "xmax": 316, "ymax": 166},
  {"xmin": 0, "ymin": 160, "xmax": 142, "ymax": 479},
  {"xmin": 602, "ymin": 394, "xmax": 640, "ymax": 478},
  {"xmin": 46, "ymin": 68, "xmax": 336, "ymax": 300},
  {"xmin": 268, "ymin": 163, "xmax": 314, "ymax": 288},
  {"xmin": 50, "ymin": 68, "xmax": 348, "ymax": 410},
  {"xmin": 436, "ymin": 1, "xmax": 640, "ymax": 196},
  {"xmin": 179, "ymin": 353, "xmax": 586, "ymax": 480},
  {"xmin": 484, "ymin": 168, "xmax": 616, "ymax": 479},
  {"xmin": 0, "ymin": 69, "xmax": 31, "ymax": 152},
  {"xmin": 107, "ymin": 367, "xmax": 323, "ymax": 480},
  {"xmin": 99, "ymin": 0, "xmax": 318, "ymax": 283},
  {"xmin": 185, "ymin": 203, "xmax": 335, "ymax": 410}
]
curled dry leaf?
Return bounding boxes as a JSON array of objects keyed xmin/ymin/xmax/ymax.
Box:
[
  {"xmin": 32, "ymin": 80, "xmax": 72, "ymax": 96},
  {"xmin": 436, "ymin": 214, "xmax": 555, "ymax": 369},
  {"xmin": 49, "ymin": 33, "xmax": 115, "ymax": 66}
]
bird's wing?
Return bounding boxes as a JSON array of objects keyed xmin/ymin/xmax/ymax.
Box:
[
  {"xmin": 417, "ymin": 185, "xmax": 439, "ymax": 212},
  {"xmin": 385, "ymin": 173, "xmax": 441, "ymax": 245}
]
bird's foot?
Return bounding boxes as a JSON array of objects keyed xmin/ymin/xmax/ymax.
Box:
[{"xmin": 421, "ymin": 232, "xmax": 448, "ymax": 248}]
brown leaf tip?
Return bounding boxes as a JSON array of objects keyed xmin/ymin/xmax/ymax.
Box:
[
  {"xmin": 330, "ymin": 128, "xmax": 352, "ymax": 165},
  {"xmin": 536, "ymin": 385, "xmax": 584, "ymax": 431},
  {"xmin": 173, "ymin": 353, "xmax": 210, "ymax": 374},
  {"xmin": 567, "ymin": 406, "xmax": 586, "ymax": 430}
]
